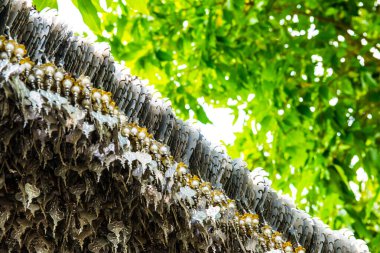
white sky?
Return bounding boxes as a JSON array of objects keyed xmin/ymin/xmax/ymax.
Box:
[{"xmin": 57, "ymin": 0, "xmax": 242, "ymax": 146}]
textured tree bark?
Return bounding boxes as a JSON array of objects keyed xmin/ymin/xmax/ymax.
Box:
[
  {"xmin": 0, "ymin": 71, "xmax": 249, "ymax": 252},
  {"xmin": 0, "ymin": 0, "xmax": 369, "ymax": 252}
]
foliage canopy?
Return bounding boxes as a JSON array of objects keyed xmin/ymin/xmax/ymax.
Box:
[{"xmin": 34, "ymin": 0, "xmax": 380, "ymax": 251}]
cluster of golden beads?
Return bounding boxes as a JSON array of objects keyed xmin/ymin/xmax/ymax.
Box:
[
  {"xmin": 188, "ymin": 175, "xmax": 201, "ymax": 189},
  {"xmin": 295, "ymin": 245, "xmax": 306, "ymax": 253},
  {"xmin": 176, "ymin": 162, "xmax": 189, "ymax": 177},
  {"xmin": 283, "ymin": 242, "xmax": 294, "ymax": 253},
  {"xmin": 121, "ymin": 122, "xmax": 171, "ymax": 160},
  {"xmin": 238, "ymin": 213, "xmax": 260, "ymax": 229},
  {"xmin": 0, "ymin": 35, "xmax": 27, "ymax": 61},
  {"xmin": 21, "ymin": 62, "xmax": 119, "ymax": 114},
  {"xmin": 22, "ymin": 61, "xmax": 118, "ymax": 114},
  {"xmin": 211, "ymin": 190, "xmax": 226, "ymax": 204},
  {"xmin": 199, "ymin": 182, "xmax": 212, "ymax": 195},
  {"xmin": 0, "ymin": 37, "xmax": 120, "ymax": 114},
  {"xmin": 0, "ymin": 36, "xmax": 306, "ymax": 253},
  {"xmin": 171, "ymin": 161, "xmax": 306, "ymax": 252}
]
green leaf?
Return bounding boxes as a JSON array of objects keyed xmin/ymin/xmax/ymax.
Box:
[
  {"xmin": 196, "ymin": 105, "xmax": 212, "ymax": 124},
  {"xmin": 261, "ymin": 115, "xmax": 274, "ymax": 131},
  {"xmin": 325, "ymin": 7, "xmax": 338, "ymax": 16},
  {"xmin": 365, "ymin": 187, "xmax": 380, "ymax": 221},
  {"xmin": 71, "ymin": 0, "xmax": 102, "ymax": 35},
  {"xmin": 361, "ymin": 72, "xmax": 378, "ymax": 88},
  {"xmin": 33, "ymin": 0, "xmax": 58, "ymax": 11},
  {"xmin": 333, "ymin": 164, "xmax": 350, "ymax": 189},
  {"xmin": 155, "ymin": 50, "xmax": 173, "ymax": 61}
]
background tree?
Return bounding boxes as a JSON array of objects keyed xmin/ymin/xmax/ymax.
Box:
[{"xmin": 34, "ymin": 0, "xmax": 380, "ymax": 251}]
